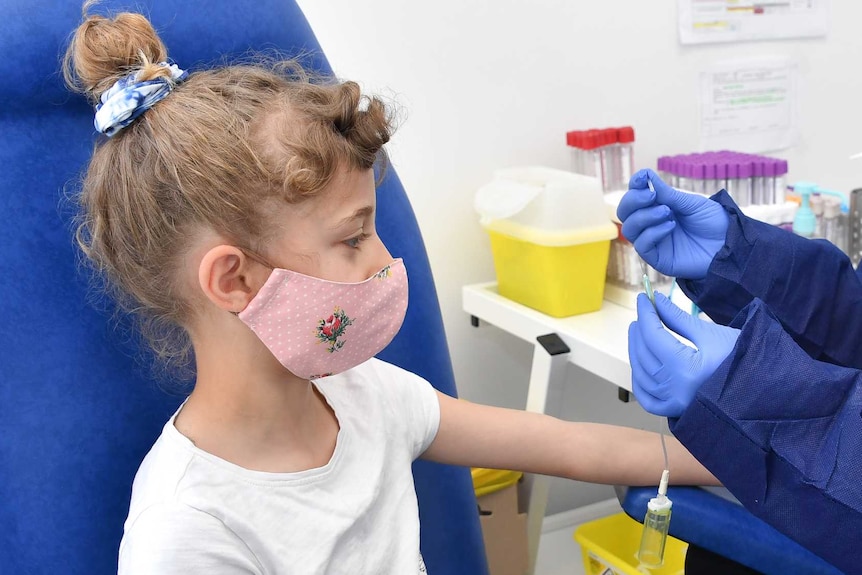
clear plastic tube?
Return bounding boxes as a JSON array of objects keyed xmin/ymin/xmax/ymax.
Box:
[
  {"xmin": 774, "ymin": 175, "xmax": 786, "ymax": 204},
  {"xmin": 752, "ymin": 176, "xmax": 764, "ymax": 205},
  {"xmin": 626, "ymin": 243, "xmax": 640, "ymax": 287},
  {"xmin": 637, "ymin": 400, "xmax": 672, "ymax": 568},
  {"xmin": 620, "ymin": 142, "xmax": 634, "ymax": 190},
  {"xmin": 603, "ymin": 144, "xmax": 621, "ymax": 193},
  {"xmin": 737, "ymin": 177, "xmax": 752, "ymax": 207},
  {"xmin": 638, "ymin": 493, "xmax": 672, "ymax": 567}
]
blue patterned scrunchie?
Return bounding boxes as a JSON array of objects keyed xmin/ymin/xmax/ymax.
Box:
[{"xmin": 93, "ymin": 62, "xmax": 188, "ymax": 137}]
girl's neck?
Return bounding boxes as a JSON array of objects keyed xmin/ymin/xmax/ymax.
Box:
[{"xmin": 175, "ymin": 324, "xmax": 339, "ymax": 473}]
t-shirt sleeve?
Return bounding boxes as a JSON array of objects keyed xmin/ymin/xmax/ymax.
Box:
[
  {"xmin": 378, "ymin": 363, "xmax": 441, "ymax": 459},
  {"xmin": 118, "ymin": 503, "xmax": 262, "ymax": 575}
]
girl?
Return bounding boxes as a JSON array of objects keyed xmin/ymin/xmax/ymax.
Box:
[{"xmin": 63, "ymin": 8, "xmax": 718, "ymax": 574}]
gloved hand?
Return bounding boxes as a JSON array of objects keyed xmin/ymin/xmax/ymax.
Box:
[
  {"xmin": 617, "ymin": 169, "xmax": 730, "ymax": 280},
  {"xmin": 628, "ymin": 292, "xmax": 740, "ymax": 418}
]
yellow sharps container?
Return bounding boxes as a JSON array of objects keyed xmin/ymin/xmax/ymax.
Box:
[{"xmin": 476, "ymin": 166, "xmax": 617, "ymax": 317}]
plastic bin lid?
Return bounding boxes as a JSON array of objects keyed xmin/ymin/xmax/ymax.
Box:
[
  {"xmin": 471, "ymin": 467, "xmax": 523, "ymax": 498},
  {"xmin": 475, "ymin": 166, "xmax": 617, "ymax": 246}
]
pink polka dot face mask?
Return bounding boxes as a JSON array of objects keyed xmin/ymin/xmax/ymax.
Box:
[{"xmin": 238, "ymin": 259, "xmax": 408, "ymax": 380}]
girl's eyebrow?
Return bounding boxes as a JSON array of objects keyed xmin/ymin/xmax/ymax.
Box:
[{"xmin": 331, "ymin": 205, "xmax": 374, "ymax": 229}]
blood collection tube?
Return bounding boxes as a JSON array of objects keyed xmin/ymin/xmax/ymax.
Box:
[
  {"xmin": 714, "ymin": 161, "xmax": 727, "ymax": 194},
  {"xmin": 752, "ymin": 160, "xmax": 765, "ymax": 205},
  {"xmin": 680, "ymin": 157, "xmax": 690, "ymax": 189},
  {"xmin": 618, "ymin": 126, "xmax": 635, "ymax": 191},
  {"xmin": 601, "ymin": 128, "xmax": 620, "ymax": 193},
  {"xmin": 585, "ymin": 130, "xmax": 603, "ymax": 182},
  {"xmin": 725, "ymin": 161, "xmax": 738, "ymax": 201},
  {"xmin": 775, "ymin": 159, "xmax": 788, "ymax": 204},
  {"xmin": 737, "ymin": 161, "xmax": 752, "ymax": 207},
  {"xmin": 763, "ymin": 158, "xmax": 778, "ymax": 204},
  {"xmin": 566, "ymin": 131, "xmax": 582, "ymax": 174}
]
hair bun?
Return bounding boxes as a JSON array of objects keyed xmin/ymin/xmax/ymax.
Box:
[{"xmin": 64, "ymin": 4, "xmax": 169, "ymax": 103}]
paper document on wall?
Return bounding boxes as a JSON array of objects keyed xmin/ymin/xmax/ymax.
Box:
[
  {"xmin": 699, "ymin": 58, "xmax": 798, "ymax": 153},
  {"xmin": 679, "ymin": 0, "xmax": 829, "ymax": 44}
]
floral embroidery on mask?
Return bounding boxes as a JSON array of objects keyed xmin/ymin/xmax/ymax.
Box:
[
  {"xmin": 374, "ymin": 265, "xmax": 392, "ymax": 280},
  {"xmin": 315, "ymin": 306, "xmax": 353, "ymax": 352}
]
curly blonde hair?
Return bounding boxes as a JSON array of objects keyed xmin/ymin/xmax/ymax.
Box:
[{"xmin": 63, "ymin": 4, "xmax": 395, "ymax": 379}]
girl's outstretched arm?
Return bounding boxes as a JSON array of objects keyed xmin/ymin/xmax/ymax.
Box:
[{"xmin": 421, "ymin": 391, "xmax": 719, "ymax": 487}]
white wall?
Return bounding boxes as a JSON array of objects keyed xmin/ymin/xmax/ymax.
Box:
[{"xmin": 298, "ymin": 0, "xmax": 862, "ymax": 514}]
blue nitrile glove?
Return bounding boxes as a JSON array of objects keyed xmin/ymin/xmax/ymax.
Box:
[
  {"xmin": 628, "ymin": 292, "xmax": 740, "ymax": 418},
  {"xmin": 617, "ymin": 169, "xmax": 730, "ymax": 280}
]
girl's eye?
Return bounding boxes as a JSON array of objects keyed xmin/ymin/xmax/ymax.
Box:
[{"xmin": 344, "ymin": 233, "xmax": 370, "ymax": 249}]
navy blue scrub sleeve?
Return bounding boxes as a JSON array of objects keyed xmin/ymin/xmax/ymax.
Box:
[
  {"xmin": 678, "ymin": 191, "xmax": 862, "ymax": 369},
  {"xmin": 670, "ymin": 300, "xmax": 862, "ymax": 574}
]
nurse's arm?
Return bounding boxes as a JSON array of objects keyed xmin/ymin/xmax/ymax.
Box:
[{"xmin": 421, "ymin": 391, "xmax": 719, "ymax": 487}]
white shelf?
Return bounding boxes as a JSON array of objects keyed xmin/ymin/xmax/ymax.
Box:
[
  {"xmin": 462, "ymin": 281, "xmax": 699, "ymax": 392},
  {"xmin": 462, "ymin": 282, "xmax": 635, "ymax": 391}
]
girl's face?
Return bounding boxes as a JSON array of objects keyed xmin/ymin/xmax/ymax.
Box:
[{"xmin": 263, "ymin": 167, "xmax": 393, "ymax": 282}]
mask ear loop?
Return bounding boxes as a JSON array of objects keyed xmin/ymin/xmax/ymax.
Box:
[{"xmin": 231, "ymin": 246, "xmax": 277, "ymax": 317}]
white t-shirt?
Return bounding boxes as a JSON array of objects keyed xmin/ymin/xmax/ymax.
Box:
[{"xmin": 118, "ymin": 358, "xmax": 441, "ymax": 575}]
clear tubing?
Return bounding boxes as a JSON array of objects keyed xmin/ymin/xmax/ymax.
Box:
[{"xmin": 626, "ymin": 243, "xmax": 641, "ymax": 288}]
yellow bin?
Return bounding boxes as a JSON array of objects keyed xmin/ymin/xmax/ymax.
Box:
[
  {"xmin": 574, "ymin": 513, "xmax": 687, "ymax": 575},
  {"xmin": 476, "ymin": 166, "xmax": 617, "ymax": 318},
  {"xmin": 485, "ymin": 220, "xmax": 614, "ymax": 317}
]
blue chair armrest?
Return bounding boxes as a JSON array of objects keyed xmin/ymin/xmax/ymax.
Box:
[{"xmin": 619, "ymin": 486, "xmax": 841, "ymax": 575}]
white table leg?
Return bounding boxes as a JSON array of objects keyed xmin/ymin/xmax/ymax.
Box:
[{"xmin": 522, "ymin": 333, "xmax": 570, "ymax": 575}]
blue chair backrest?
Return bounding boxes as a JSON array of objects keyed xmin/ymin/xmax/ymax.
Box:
[{"xmin": 0, "ymin": 2, "xmax": 488, "ymax": 573}]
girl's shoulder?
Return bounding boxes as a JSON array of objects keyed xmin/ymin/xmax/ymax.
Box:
[{"xmin": 315, "ymin": 358, "xmax": 433, "ymax": 405}]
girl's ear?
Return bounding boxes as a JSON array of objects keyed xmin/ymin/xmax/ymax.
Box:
[{"xmin": 198, "ymin": 245, "xmax": 268, "ymax": 313}]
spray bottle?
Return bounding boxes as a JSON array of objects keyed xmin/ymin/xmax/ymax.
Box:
[{"xmin": 792, "ymin": 182, "xmax": 818, "ymax": 238}]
